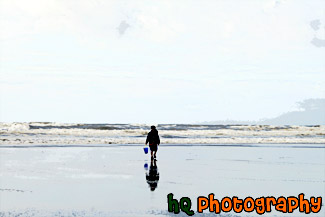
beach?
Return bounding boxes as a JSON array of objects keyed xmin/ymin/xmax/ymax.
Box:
[
  {"xmin": 0, "ymin": 144, "xmax": 324, "ymax": 217},
  {"xmin": 2, "ymin": 0, "xmax": 324, "ymax": 216}
]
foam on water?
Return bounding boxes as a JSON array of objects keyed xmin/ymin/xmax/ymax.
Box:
[{"xmin": 0, "ymin": 122, "xmax": 324, "ymax": 145}]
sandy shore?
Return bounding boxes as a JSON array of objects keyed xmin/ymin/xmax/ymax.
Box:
[{"xmin": 0, "ymin": 145, "xmax": 324, "ymax": 216}]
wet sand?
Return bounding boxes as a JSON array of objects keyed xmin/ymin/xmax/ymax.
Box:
[{"xmin": 0, "ymin": 145, "xmax": 324, "ymax": 216}]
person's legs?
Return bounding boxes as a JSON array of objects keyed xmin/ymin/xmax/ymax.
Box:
[{"xmin": 150, "ymin": 144, "xmax": 158, "ymax": 159}]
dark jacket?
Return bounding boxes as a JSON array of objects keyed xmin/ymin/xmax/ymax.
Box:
[{"xmin": 146, "ymin": 129, "xmax": 160, "ymax": 145}]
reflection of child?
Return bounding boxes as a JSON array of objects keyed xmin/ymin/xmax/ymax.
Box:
[
  {"xmin": 145, "ymin": 125, "xmax": 160, "ymax": 159},
  {"xmin": 146, "ymin": 159, "xmax": 159, "ymax": 191}
]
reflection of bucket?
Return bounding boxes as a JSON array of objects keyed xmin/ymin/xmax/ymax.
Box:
[
  {"xmin": 144, "ymin": 163, "xmax": 148, "ymax": 170},
  {"xmin": 143, "ymin": 146, "xmax": 149, "ymax": 154}
]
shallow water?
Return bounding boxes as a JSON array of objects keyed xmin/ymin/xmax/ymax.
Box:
[{"xmin": 0, "ymin": 145, "xmax": 324, "ymax": 216}]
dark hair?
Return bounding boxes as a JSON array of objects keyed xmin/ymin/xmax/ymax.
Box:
[{"xmin": 151, "ymin": 125, "xmax": 156, "ymax": 130}]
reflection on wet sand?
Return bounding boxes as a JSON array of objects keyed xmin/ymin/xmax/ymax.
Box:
[
  {"xmin": 1, "ymin": 146, "xmax": 324, "ymax": 217},
  {"xmin": 145, "ymin": 159, "xmax": 160, "ymax": 191}
]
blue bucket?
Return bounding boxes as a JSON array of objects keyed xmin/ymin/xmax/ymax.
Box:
[{"xmin": 143, "ymin": 146, "xmax": 149, "ymax": 154}]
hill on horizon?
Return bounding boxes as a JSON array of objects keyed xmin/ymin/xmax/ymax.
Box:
[{"xmin": 198, "ymin": 98, "xmax": 325, "ymax": 125}]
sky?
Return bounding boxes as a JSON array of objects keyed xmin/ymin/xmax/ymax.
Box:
[{"xmin": 0, "ymin": 0, "xmax": 324, "ymax": 124}]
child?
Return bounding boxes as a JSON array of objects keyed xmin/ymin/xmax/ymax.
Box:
[{"xmin": 145, "ymin": 125, "xmax": 160, "ymax": 159}]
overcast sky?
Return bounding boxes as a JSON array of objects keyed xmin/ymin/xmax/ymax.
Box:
[{"xmin": 0, "ymin": 0, "xmax": 324, "ymax": 124}]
